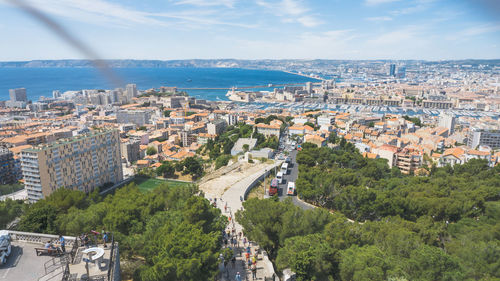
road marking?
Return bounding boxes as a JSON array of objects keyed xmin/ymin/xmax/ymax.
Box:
[{"xmin": 1, "ymin": 267, "xmax": 12, "ymax": 279}]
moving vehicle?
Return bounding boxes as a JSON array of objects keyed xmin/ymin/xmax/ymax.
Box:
[
  {"xmin": 269, "ymin": 178, "xmax": 279, "ymax": 196},
  {"xmin": 287, "ymin": 182, "xmax": 296, "ymax": 196},
  {"xmin": 285, "ymin": 157, "xmax": 291, "ymax": 163},
  {"xmin": 276, "ymin": 171, "xmax": 284, "ymax": 184},
  {"xmin": 0, "ymin": 230, "xmax": 12, "ymax": 264},
  {"xmin": 281, "ymin": 162, "xmax": 288, "ymax": 174}
]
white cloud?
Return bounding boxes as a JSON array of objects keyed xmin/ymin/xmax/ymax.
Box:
[
  {"xmin": 462, "ymin": 23, "xmax": 500, "ymax": 36},
  {"xmin": 390, "ymin": 0, "xmax": 435, "ymax": 15},
  {"xmin": 174, "ymin": 0, "xmax": 236, "ymax": 8},
  {"xmin": 365, "ymin": 16, "xmax": 393, "ymax": 21},
  {"xmin": 445, "ymin": 23, "xmax": 500, "ymax": 41},
  {"xmin": 365, "ymin": 0, "xmax": 400, "ymax": 6},
  {"xmin": 6, "ymin": 0, "xmax": 252, "ymax": 29},
  {"xmin": 256, "ymin": 0, "xmax": 322, "ymax": 27},
  {"xmin": 297, "ymin": 16, "xmax": 322, "ymax": 27}
]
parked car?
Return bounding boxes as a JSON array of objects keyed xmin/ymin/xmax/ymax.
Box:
[
  {"xmin": 0, "ymin": 230, "xmax": 12, "ymax": 264},
  {"xmin": 287, "ymin": 182, "xmax": 296, "ymax": 196}
]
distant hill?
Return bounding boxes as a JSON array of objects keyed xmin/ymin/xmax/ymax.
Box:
[{"xmin": 0, "ymin": 59, "xmax": 499, "ymax": 68}]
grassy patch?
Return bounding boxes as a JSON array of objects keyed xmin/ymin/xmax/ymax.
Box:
[{"xmin": 133, "ymin": 176, "xmax": 192, "ymax": 193}]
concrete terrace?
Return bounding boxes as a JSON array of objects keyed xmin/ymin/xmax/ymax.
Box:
[
  {"xmin": 0, "ymin": 231, "xmax": 118, "ymax": 281},
  {"xmin": 1, "ymin": 241, "xmax": 52, "ymax": 280}
]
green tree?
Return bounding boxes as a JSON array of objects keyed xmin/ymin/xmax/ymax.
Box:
[
  {"xmin": 215, "ymin": 155, "xmax": 231, "ymax": 169},
  {"xmin": 277, "ymin": 234, "xmax": 337, "ymax": 281},
  {"xmin": 156, "ymin": 163, "xmax": 175, "ymax": 178},
  {"xmin": 182, "ymin": 157, "xmax": 203, "ymax": 179},
  {"xmin": 146, "ymin": 146, "xmax": 158, "ymax": 155}
]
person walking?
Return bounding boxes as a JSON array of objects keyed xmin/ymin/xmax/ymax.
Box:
[
  {"xmin": 231, "ymin": 256, "xmax": 236, "ymax": 268},
  {"xmin": 235, "ymin": 272, "xmax": 242, "ymax": 281},
  {"xmin": 251, "ymin": 264, "xmax": 257, "ymax": 280},
  {"xmin": 58, "ymin": 235, "xmax": 66, "ymax": 253}
]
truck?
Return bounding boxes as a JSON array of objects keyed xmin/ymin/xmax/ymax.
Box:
[{"xmin": 269, "ymin": 178, "xmax": 279, "ymax": 196}]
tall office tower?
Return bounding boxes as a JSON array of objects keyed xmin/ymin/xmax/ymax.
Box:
[
  {"xmin": 389, "ymin": 64, "xmax": 396, "ymax": 77},
  {"xmin": 21, "ymin": 129, "xmax": 123, "ymax": 203},
  {"xmin": 126, "ymin": 84, "xmax": 138, "ymax": 102},
  {"xmin": 397, "ymin": 66, "xmax": 406, "ymax": 78},
  {"xmin": 9, "ymin": 88, "xmax": 27, "ymax": 102},
  {"xmin": 0, "ymin": 147, "xmax": 16, "ymax": 185},
  {"xmin": 305, "ymin": 82, "xmax": 312, "ymax": 94},
  {"xmin": 52, "ymin": 90, "xmax": 61, "ymax": 99},
  {"xmin": 438, "ymin": 112, "xmax": 456, "ymax": 135}
]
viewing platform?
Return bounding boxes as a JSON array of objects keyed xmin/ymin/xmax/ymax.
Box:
[{"xmin": 0, "ymin": 230, "xmax": 119, "ymax": 281}]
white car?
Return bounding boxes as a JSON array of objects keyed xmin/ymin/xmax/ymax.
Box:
[
  {"xmin": 287, "ymin": 182, "xmax": 296, "ymax": 196},
  {"xmin": 0, "ymin": 230, "xmax": 12, "ymax": 264}
]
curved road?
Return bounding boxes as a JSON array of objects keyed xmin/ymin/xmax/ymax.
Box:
[{"xmin": 277, "ymin": 149, "xmax": 315, "ymax": 210}]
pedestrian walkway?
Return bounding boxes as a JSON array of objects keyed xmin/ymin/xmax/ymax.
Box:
[{"xmin": 206, "ymin": 163, "xmax": 279, "ymax": 281}]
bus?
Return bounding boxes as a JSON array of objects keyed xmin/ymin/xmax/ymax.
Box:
[
  {"xmin": 269, "ymin": 178, "xmax": 279, "ymax": 196},
  {"xmin": 281, "ymin": 162, "xmax": 288, "ymax": 174},
  {"xmin": 287, "ymin": 182, "xmax": 296, "ymax": 196},
  {"xmin": 276, "ymin": 171, "xmax": 284, "ymax": 184}
]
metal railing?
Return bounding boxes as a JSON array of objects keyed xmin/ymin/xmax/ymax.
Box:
[{"xmin": 107, "ymin": 234, "xmax": 115, "ymax": 281}]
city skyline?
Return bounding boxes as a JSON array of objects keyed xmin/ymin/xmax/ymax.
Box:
[{"xmin": 0, "ymin": 0, "xmax": 499, "ymax": 61}]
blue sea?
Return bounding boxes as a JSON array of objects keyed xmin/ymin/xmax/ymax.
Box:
[{"xmin": 0, "ymin": 67, "xmax": 319, "ymax": 101}]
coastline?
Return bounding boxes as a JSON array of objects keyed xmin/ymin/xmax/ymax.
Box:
[{"xmin": 280, "ymin": 69, "xmax": 325, "ymax": 81}]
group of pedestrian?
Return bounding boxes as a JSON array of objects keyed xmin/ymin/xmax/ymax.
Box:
[
  {"xmin": 79, "ymin": 230, "xmax": 110, "ymax": 248},
  {"xmin": 44, "ymin": 235, "xmax": 65, "ymax": 254}
]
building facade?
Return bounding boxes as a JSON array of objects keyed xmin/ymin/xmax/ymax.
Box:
[
  {"xmin": 21, "ymin": 130, "xmax": 123, "ymax": 203},
  {"xmin": 9, "ymin": 88, "xmax": 27, "ymax": 102},
  {"xmin": 438, "ymin": 113, "xmax": 456, "ymax": 135},
  {"xmin": 0, "ymin": 147, "xmax": 16, "ymax": 185},
  {"xmin": 120, "ymin": 139, "xmax": 140, "ymax": 165},
  {"xmin": 116, "ymin": 110, "xmax": 153, "ymax": 126},
  {"xmin": 207, "ymin": 119, "xmax": 227, "ymax": 135},
  {"xmin": 467, "ymin": 127, "xmax": 500, "ymax": 149}
]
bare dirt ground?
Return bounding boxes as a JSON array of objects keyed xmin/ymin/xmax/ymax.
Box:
[{"xmin": 199, "ymin": 161, "xmax": 272, "ymax": 199}]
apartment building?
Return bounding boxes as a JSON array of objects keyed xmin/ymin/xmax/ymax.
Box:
[
  {"xmin": 255, "ymin": 123, "xmax": 280, "ymax": 138},
  {"xmin": 21, "ymin": 130, "xmax": 123, "ymax": 203},
  {"xmin": 116, "ymin": 109, "xmax": 153, "ymax": 126},
  {"xmin": 395, "ymin": 149, "xmax": 422, "ymax": 175},
  {"xmin": 0, "ymin": 147, "xmax": 16, "ymax": 184},
  {"xmin": 467, "ymin": 127, "xmax": 500, "ymax": 149},
  {"xmin": 422, "ymin": 100, "xmax": 453, "ymax": 109},
  {"xmin": 317, "ymin": 115, "xmax": 335, "ymax": 126},
  {"xmin": 120, "ymin": 139, "xmax": 141, "ymax": 165},
  {"xmin": 207, "ymin": 119, "xmax": 227, "ymax": 135}
]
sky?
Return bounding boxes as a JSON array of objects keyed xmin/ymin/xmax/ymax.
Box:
[{"xmin": 0, "ymin": 0, "xmax": 499, "ymax": 60}]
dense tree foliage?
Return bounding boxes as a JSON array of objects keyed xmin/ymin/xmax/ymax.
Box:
[
  {"xmin": 17, "ymin": 183, "xmax": 226, "ymax": 281},
  {"xmin": 0, "ymin": 199, "xmax": 24, "ymax": 229},
  {"xmin": 156, "ymin": 162, "xmax": 175, "ymax": 178},
  {"xmin": 202, "ymin": 123, "xmax": 253, "ymax": 160},
  {"xmin": 215, "ymin": 154, "xmax": 232, "ymax": 169},
  {"xmin": 403, "ymin": 115, "xmax": 422, "ymax": 127},
  {"xmin": 237, "ymin": 144, "xmax": 500, "ymax": 281},
  {"xmin": 296, "ymin": 144, "xmax": 499, "ymax": 222},
  {"xmin": 146, "ymin": 146, "xmax": 157, "ymax": 155}
]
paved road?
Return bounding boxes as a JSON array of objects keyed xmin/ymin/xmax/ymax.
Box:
[
  {"xmin": 206, "ymin": 163, "xmax": 279, "ymax": 281},
  {"xmin": 277, "ymin": 148, "xmax": 314, "ymax": 210}
]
